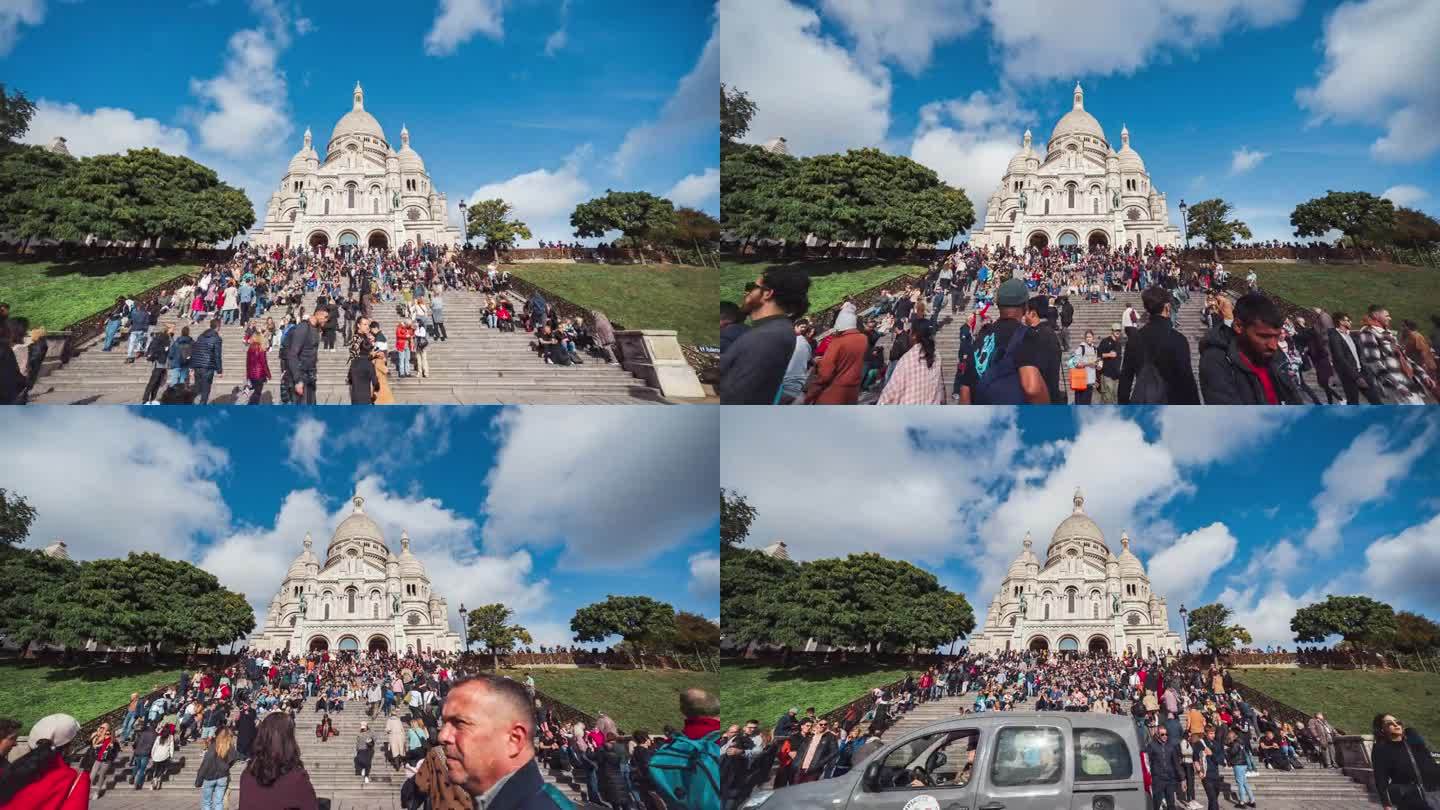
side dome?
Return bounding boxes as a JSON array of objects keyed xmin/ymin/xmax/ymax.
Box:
[
  {"xmin": 397, "ymin": 531, "xmax": 424, "ymax": 577},
  {"xmin": 1007, "ymin": 532, "xmax": 1038, "ymax": 579},
  {"xmin": 1116, "ymin": 124, "xmax": 1145, "ymax": 172},
  {"xmin": 1007, "ymin": 129, "xmax": 1034, "ymax": 176},
  {"xmin": 397, "ymin": 125, "xmax": 425, "ymax": 173},
  {"xmin": 1117, "ymin": 531, "xmax": 1145, "ymax": 576}
]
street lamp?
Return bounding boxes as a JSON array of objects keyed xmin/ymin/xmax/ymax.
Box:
[
  {"xmin": 1179, "ymin": 199, "xmax": 1189, "ymax": 253},
  {"xmin": 458, "ymin": 199, "xmax": 468, "ymax": 246},
  {"xmin": 458, "ymin": 603, "xmax": 469, "ymax": 653},
  {"xmin": 1179, "ymin": 604, "xmax": 1190, "ymax": 655}
]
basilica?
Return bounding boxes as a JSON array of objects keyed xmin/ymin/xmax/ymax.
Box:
[
  {"xmin": 967, "ymin": 490, "xmax": 1183, "ymax": 658},
  {"xmin": 249, "ymin": 82, "xmax": 463, "ymax": 251},
  {"xmin": 968, "ymin": 83, "xmax": 1182, "ymax": 253},
  {"xmin": 248, "ymin": 495, "xmax": 464, "ymax": 655}
]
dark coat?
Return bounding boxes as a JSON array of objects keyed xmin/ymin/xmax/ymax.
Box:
[
  {"xmin": 792, "ymin": 733, "xmax": 839, "ymax": 777},
  {"xmin": 1118, "ymin": 316, "xmax": 1200, "ymax": 404},
  {"xmin": 488, "ymin": 757, "xmax": 576, "ymax": 810},
  {"xmin": 1199, "ymin": 324, "xmax": 1303, "ymax": 405},
  {"xmin": 236, "ymin": 708, "xmax": 258, "ymax": 755},
  {"xmin": 347, "ymin": 354, "xmax": 379, "ymax": 404},
  {"xmin": 238, "ymin": 766, "xmax": 319, "ymax": 810},
  {"xmin": 1327, "ymin": 328, "xmax": 1368, "ymax": 387}
]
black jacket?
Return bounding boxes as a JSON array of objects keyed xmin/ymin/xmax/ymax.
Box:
[
  {"xmin": 1327, "ymin": 328, "xmax": 1370, "ymax": 386},
  {"xmin": 489, "ymin": 757, "xmax": 575, "ymax": 810},
  {"xmin": 792, "ymin": 733, "xmax": 839, "ymax": 776},
  {"xmin": 1118, "ymin": 316, "xmax": 1199, "ymax": 404},
  {"xmin": 1145, "ymin": 739, "xmax": 1183, "ymax": 782},
  {"xmin": 1373, "ymin": 737, "xmax": 1440, "ymax": 808},
  {"xmin": 1198, "ymin": 324, "xmax": 1302, "ymax": 405},
  {"xmin": 347, "ymin": 354, "xmax": 379, "ymax": 404},
  {"xmin": 284, "ymin": 321, "xmax": 320, "ymax": 378},
  {"xmin": 190, "ymin": 329, "xmax": 224, "ymax": 373},
  {"xmin": 718, "ymin": 315, "xmax": 796, "ymax": 405}
]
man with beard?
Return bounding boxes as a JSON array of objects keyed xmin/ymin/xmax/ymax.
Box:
[
  {"xmin": 1199, "ymin": 293, "xmax": 1302, "ymax": 404},
  {"xmin": 719, "ymin": 269, "xmax": 811, "ymax": 404}
]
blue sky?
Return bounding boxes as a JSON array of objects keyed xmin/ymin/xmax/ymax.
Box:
[
  {"xmin": 721, "ymin": 408, "xmax": 1440, "ymax": 648},
  {"xmin": 3, "ymin": 0, "xmax": 718, "ymax": 245},
  {"xmin": 2, "ymin": 407, "xmax": 720, "ymax": 647},
  {"xmin": 720, "ymin": 0, "xmax": 1439, "ymax": 243}
]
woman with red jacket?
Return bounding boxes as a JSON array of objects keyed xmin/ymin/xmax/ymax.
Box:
[
  {"xmin": 246, "ymin": 334, "xmax": 271, "ymax": 404},
  {"xmin": 0, "ymin": 713, "xmax": 90, "ymax": 810}
]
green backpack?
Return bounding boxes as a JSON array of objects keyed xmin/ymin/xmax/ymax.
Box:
[{"xmin": 648, "ymin": 731, "xmax": 721, "ymax": 810}]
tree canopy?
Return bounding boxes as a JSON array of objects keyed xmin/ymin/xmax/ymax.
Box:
[
  {"xmin": 570, "ymin": 190, "xmax": 678, "ymax": 264},
  {"xmin": 1388, "ymin": 611, "xmax": 1440, "ymax": 655},
  {"xmin": 1291, "ymin": 191, "xmax": 1395, "ymax": 261},
  {"xmin": 721, "ymin": 84, "xmax": 757, "ymax": 145},
  {"xmin": 464, "ymin": 603, "xmax": 534, "ymax": 673},
  {"xmin": 0, "ymin": 487, "xmax": 37, "ymax": 548},
  {"xmin": 0, "ymin": 83, "xmax": 36, "ymax": 146},
  {"xmin": 720, "ymin": 488, "xmax": 758, "ymax": 550},
  {"xmin": 1291, "ymin": 594, "xmax": 1398, "ymax": 649},
  {"xmin": 1184, "ymin": 198, "xmax": 1252, "ymax": 261},
  {"xmin": 465, "ymin": 198, "xmax": 533, "ymax": 260},
  {"xmin": 1185, "ymin": 603, "xmax": 1252, "ymax": 655},
  {"xmin": 720, "ymin": 143, "xmax": 801, "ymax": 243},
  {"xmin": 1380, "ymin": 206, "xmax": 1440, "ymax": 250},
  {"xmin": 570, "ymin": 595, "xmax": 677, "ymax": 670}
]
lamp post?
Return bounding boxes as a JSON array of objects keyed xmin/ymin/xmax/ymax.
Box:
[
  {"xmin": 1179, "ymin": 199, "xmax": 1189, "ymax": 253},
  {"xmin": 458, "ymin": 603, "xmax": 469, "ymax": 653},
  {"xmin": 1179, "ymin": 603, "xmax": 1190, "ymax": 655},
  {"xmin": 459, "ymin": 199, "xmax": 468, "ymax": 247}
]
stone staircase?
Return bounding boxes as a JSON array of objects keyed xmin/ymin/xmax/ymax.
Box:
[
  {"xmin": 29, "ymin": 290, "xmax": 666, "ymax": 405},
  {"xmin": 87, "ymin": 707, "xmax": 597, "ymax": 810}
]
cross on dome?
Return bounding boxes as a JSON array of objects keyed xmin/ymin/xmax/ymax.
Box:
[
  {"xmin": 303, "ymin": 531, "xmax": 312, "ymax": 550},
  {"xmin": 401, "ymin": 530, "xmax": 411, "ymax": 552},
  {"xmin": 352, "ymin": 493, "xmax": 365, "ymax": 513},
  {"xmin": 1121, "ymin": 530, "xmax": 1130, "ymax": 550},
  {"xmin": 1074, "ymin": 82, "xmax": 1084, "ymax": 110},
  {"xmin": 353, "ymin": 81, "xmax": 365, "ymax": 111},
  {"xmin": 1072, "ymin": 487, "xmax": 1085, "ymax": 513}
]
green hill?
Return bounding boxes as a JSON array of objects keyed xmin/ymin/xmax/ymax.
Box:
[
  {"xmin": 509, "ymin": 262, "xmax": 716, "ymax": 347},
  {"xmin": 501, "ymin": 667, "xmax": 719, "ymax": 733},
  {"xmin": 720, "ymin": 660, "xmax": 917, "ymax": 730},
  {"xmin": 720, "ymin": 260, "xmax": 925, "ymax": 321},
  {"xmin": 1232, "ymin": 261, "xmax": 1440, "ymax": 326},
  {"xmin": 0, "ymin": 660, "xmax": 185, "ymax": 731},
  {"xmin": 1232, "ymin": 667, "xmax": 1440, "ymax": 743},
  {"xmin": 0, "ymin": 259, "xmax": 200, "ymax": 331}
]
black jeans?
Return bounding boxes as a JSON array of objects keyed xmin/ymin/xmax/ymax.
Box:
[
  {"xmin": 247, "ymin": 378, "xmax": 266, "ymax": 405},
  {"xmin": 433, "ymin": 321, "xmax": 447, "ymax": 340},
  {"xmin": 143, "ymin": 367, "xmax": 167, "ymax": 402},
  {"xmin": 194, "ymin": 368, "xmax": 216, "ymax": 404},
  {"xmin": 1153, "ymin": 779, "xmax": 1179, "ymax": 810},
  {"xmin": 1184, "ymin": 765, "xmax": 1195, "ymax": 800},
  {"xmin": 1202, "ymin": 776, "xmax": 1221, "ymax": 810}
]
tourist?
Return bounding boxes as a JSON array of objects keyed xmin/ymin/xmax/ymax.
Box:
[
  {"xmin": 130, "ymin": 719, "xmax": 156, "ymax": 789},
  {"xmin": 101, "ymin": 296, "xmax": 126, "ymax": 352},
  {"xmin": 283, "ymin": 307, "xmax": 327, "ymax": 405},
  {"xmin": 387, "ymin": 709, "xmax": 407, "ymax": 772},
  {"xmin": 1199, "ymin": 293, "xmax": 1302, "ymax": 404},
  {"xmin": 245, "ymin": 333, "xmax": 271, "ymax": 404},
  {"xmin": 236, "ymin": 702, "xmax": 258, "ymax": 758},
  {"xmin": 148, "ymin": 724, "xmax": 176, "ymax": 790},
  {"xmin": 720, "ymin": 301, "xmax": 748, "ymax": 354},
  {"xmin": 1118, "ymin": 286, "xmax": 1199, "ymax": 404},
  {"xmin": 239, "ymin": 713, "xmax": 319, "ymax": 810},
  {"xmin": 84, "ymin": 722, "xmax": 117, "ymax": 802},
  {"xmin": 354, "ymin": 721, "xmax": 376, "ymax": 784},
  {"xmin": 406, "ymin": 716, "xmax": 430, "ymax": 764},
  {"xmin": 1326, "ymin": 312, "xmax": 1375, "ymax": 404},
  {"xmin": 1371, "ymin": 714, "xmax": 1440, "ymax": 810},
  {"xmin": 190, "ymin": 318, "xmax": 224, "ymax": 405},
  {"xmin": 956, "ymin": 278, "xmax": 1050, "ymax": 404},
  {"xmin": 316, "ymin": 713, "xmax": 336, "ymax": 742},
  {"xmin": 1146, "ymin": 726, "xmax": 1184, "ymax": 810},
  {"xmin": 1226, "ymin": 729, "xmax": 1255, "ymax": 807},
  {"xmin": 1197, "ymin": 726, "xmax": 1224, "ymax": 810},
  {"xmin": 649, "ymin": 688, "xmax": 721, "ymax": 810},
  {"xmin": 0, "ymin": 717, "xmax": 19, "ymax": 781},
  {"xmin": 1355, "ymin": 305, "xmax": 1431, "ymax": 404},
  {"xmin": 790, "ymin": 718, "xmax": 838, "ymax": 784},
  {"xmin": 413, "ymin": 319, "xmax": 431, "ymax": 378},
  {"xmin": 877, "ymin": 318, "xmax": 944, "ymax": 404},
  {"xmin": 395, "ymin": 318, "xmax": 414, "ymax": 378},
  {"xmin": 195, "ymin": 727, "xmax": 240, "ymax": 810},
  {"xmin": 436, "ymin": 676, "xmax": 575, "ymax": 809},
  {"xmin": 124, "ymin": 303, "xmax": 150, "ymax": 363},
  {"xmin": 806, "ymin": 303, "xmax": 867, "ymax": 404},
  {"xmin": 0, "ymin": 714, "xmax": 88, "ymax": 809},
  {"xmin": 719, "ymin": 268, "xmax": 811, "ymax": 404},
  {"xmin": 1068, "ymin": 329, "xmax": 1100, "ymax": 404}
]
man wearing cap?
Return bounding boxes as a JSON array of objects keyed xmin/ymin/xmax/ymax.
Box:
[
  {"xmin": 1119, "ymin": 286, "xmax": 1201, "ymax": 404},
  {"xmin": 1024, "ymin": 294, "xmax": 1065, "ymax": 403},
  {"xmin": 1097, "ymin": 323, "xmax": 1124, "ymax": 404},
  {"xmin": 720, "ymin": 269, "xmax": 811, "ymax": 404},
  {"xmin": 955, "ymin": 277, "xmax": 1050, "ymax": 404}
]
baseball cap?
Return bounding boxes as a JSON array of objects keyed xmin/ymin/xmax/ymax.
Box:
[
  {"xmin": 1111, "ymin": 322, "xmax": 1123, "ymax": 331},
  {"xmin": 996, "ymin": 278, "xmax": 1029, "ymax": 307}
]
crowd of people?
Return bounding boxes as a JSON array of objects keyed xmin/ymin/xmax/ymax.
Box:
[
  {"xmin": 0, "ymin": 646, "xmax": 723, "ymax": 810},
  {"xmin": 718, "ymin": 649, "xmax": 1438, "ymax": 810},
  {"xmin": 718, "ymin": 242, "xmax": 1440, "ymax": 405}
]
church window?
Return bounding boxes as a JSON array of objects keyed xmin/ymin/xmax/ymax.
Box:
[
  {"xmin": 347, "ymin": 184, "xmax": 356, "ymax": 209},
  {"xmin": 1044, "ymin": 199, "xmax": 1050, "ymax": 215},
  {"xmin": 324, "ymin": 199, "xmax": 330, "ymax": 215},
  {"xmin": 1044, "ymin": 604, "xmax": 1050, "ymax": 620},
  {"xmin": 323, "ymin": 603, "xmax": 330, "ymax": 620},
  {"xmin": 1093, "ymin": 198, "xmax": 1099, "ymax": 214},
  {"xmin": 407, "ymin": 613, "xmax": 421, "ymax": 626},
  {"xmin": 1093, "ymin": 603, "xmax": 1099, "ymax": 618},
  {"xmin": 1127, "ymin": 613, "xmax": 1142, "ymax": 626},
  {"xmin": 347, "ymin": 588, "xmax": 356, "ymax": 614},
  {"xmin": 1068, "ymin": 185, "xmax": 1076, "ymax": 209},
  {"xmin": 1067, "ymin": 588, "xmax": 1076, "ymax": 614},
  {"xmin": 1128, "ymin": 208, "xmax": 1142, "ymax": 221},
  {"xmin": 373, "ymin": 603, "xmax": 379, "ymax": 618}
]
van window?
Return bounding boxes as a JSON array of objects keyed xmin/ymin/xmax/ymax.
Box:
[
  {"xmin": 1075, "ymin": 727, "xmax": 1133, "ymax": 781},
  {"xmin": 990, "ymin": 726, "xmax": 1064, "ymax": 787},
  {"xmin": 872, "ymin": 730, "xmax": 979, "ymax": 791}
]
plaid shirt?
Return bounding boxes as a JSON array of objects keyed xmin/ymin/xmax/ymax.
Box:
[
  {"xmin": 1355, "ymin": 325, "xmax": 1430, "ymax": 403},
  {"xmin": 878, "ymin": 343, "xmax": 945, "ymax": 404}
]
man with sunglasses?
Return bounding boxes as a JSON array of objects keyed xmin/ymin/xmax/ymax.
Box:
[
  {"xmin": 719, "ymin": 268, "xmax": 811, "ymax": 404},
  {"xmin": 1146, "ymin": 725, "xmax": 1185, "ymax": 810}
]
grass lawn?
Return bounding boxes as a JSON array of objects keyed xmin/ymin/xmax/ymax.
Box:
[
  {"xmin": 1237, "ymin": 261, "xmax": 1440, "ymax": 326},
  {"xmin": 720, "ymin": 660, "xmax": 918, "ymax": 729},
  {"xmin": 507, "ymin": 262, "xmax": 716, "ymax": 347},
  {"xmin": 720, "ymin": 260, "xmax": 925, "ymax": 320},
  {"xmin": 0, "ymin": 660, "xmax": 185, "ymax": 731},
  {"xmin": 501, "ymin": 667, "xmax": 719, "ymax": 733},
  {"xmin": 1232, "ymin": 668, "xmax": 1440, "ymax": 743},
  {"xmin": 0, "ymin": 259, "xmax": 201, "ymax": 331}
]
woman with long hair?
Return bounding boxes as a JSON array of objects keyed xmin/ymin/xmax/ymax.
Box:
[
  {"xmin": 1372, "ymin": 714, "xmax": 1440, "ymax": 810},
  {"xmin": 405, "ymin": 716, "xmax": 429, "ymax": 765},
  {"xmin": 0, "ymin": 713, "xmax": 88, "ymax": 810},
  {"xmin": 86, "ymin": 721, "xmax": 118, "ymax": 801},
  {"xmin": 239, "ymin": 713, "xmax": 318, "ymax": 810},
  {"xmin": 195, "ymin": 727, "xmax": 239, "ymax": 810},
  {"xmin": 878, "ymin": 319, "xmax": 944, "ymax": 404}
]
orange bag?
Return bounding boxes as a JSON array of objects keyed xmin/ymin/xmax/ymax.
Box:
[{"xmin": 1070, "ymin": 366, "xmax": 1089, "ymax": 391}]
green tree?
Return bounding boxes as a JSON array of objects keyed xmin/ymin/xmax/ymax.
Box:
[
  {"xmin": 719, "ymin": 143, "xmax": 800, "ymax": 244},
  {"xmin": 788, "ymin": 554, "xmax": 974, "ymax": 652},
  {"xmin": 1291, "ymin": 594, "xmax": 1398, "ymax": 649},
  {"xmin": 0, "ymin": 83, "xmax": 37, "ymax": 146},
  {"xmin": 671, "ymin": 207, "xmax": 721, "ymax": 245},
  {"xmin": 782, "ymin": 149, "xmax": 973, "ymax": 249},
  {"xmin": 0, "ymin": 548, "xmax": 79, "ymax": 653},
  {"xmin": 1186, "ymin": 603, "xmax": 1252, "ymax": 655},
  {"xmin": 465, "ymin": 603, "xmax": 535, "ymax": 673},
  {"xmin": 721, "ymin": 84, "xmax": 757, "ymax": 146},
  {"xmin": 720, "ymin": 488, "xmax": 758, "ymax": 550},
  {"xmin": 570, "ymin": 595, "xmax": 676, "ymax": 670},
  {"xmin": 1379, "ymin": 207, "xmax": 1440, "ymax": 250},
  {"xmin": 0, "ymin": 488, "xmax": 37, "ymax": 548},
  {"xmin": 570, "ymin": 190, "xmax": 678, "ymax": 264},
  {"xmin": 720, "ymin": 548, "xmax": 800, "ymax": 649},
  {"xmin": 1185, "ymin": 198, "xmax": 1253, "ymax": 261},
  {"xmin": 1388, "ymin": 611, "xmax": 1440, "ymax": 655},
  {"xmin": 674, "ymin": 611, "xmax": 721, "ymax": 651},
  {"xmin": 465, "ymin": 198, "xmax": 533, "ymax": 261},
  {"xmin": 0, "ymin": 145, "xmax": 77, "ymax": 249},
  {"xmin": 1291, "ymin": 191, "xmax": 1396, "ymax": 263}
]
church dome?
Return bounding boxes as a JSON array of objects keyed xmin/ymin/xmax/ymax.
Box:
[
  {"xmin": 1007, "ymin": 532, "xmax": 1038, "ymax": 578},
  {"xmin": 397, "ymin": 531, "xmax": 424, "ymax": 578},
  {"xmin": 1007, "ymin": 129, "xmax": 1034, "ymax": 176},
  {"xmin": 397, "ymin": 125, "xmax": 425, "ymax": 172},
  {"xmin": 287, "ymin": 532, "xmax": 317, "ymax": 579},
  {"xmin": 331, "ymin": 494, "xmax": 385, "ymax": 551},
  {"xmin": 1117, "ymin": 124, "xmax": 1144, "ymax": 172},
  {"xmin": 1049, "ymin": 488, "xmax": 1106, "ymax": 550},
  {"xmin": 1050, "ymin": 83, "xmax": 1106, "ymax": 146},
  {"xmin": 330, "ymin": 82, "xmax": 386, "ymax": 146},
  {"xmin": 1117, "ymin": 532, "xmax": 1145, "ymax": 576}
]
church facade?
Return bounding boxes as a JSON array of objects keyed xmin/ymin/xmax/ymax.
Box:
[
  {"xmin": 968, "ymin": 84, "xmax": 1182, "ymax": 253},
  {"xmin": 967, "ymin": 490, "xmax": 1182, "ymax": 657},
  {"xmin": 249, "ymin": 83, "xmax": 463, "ymax": 251},
  {"xmin": 248, "ymin": 496, "xmax": 463, "ymax": 654}
]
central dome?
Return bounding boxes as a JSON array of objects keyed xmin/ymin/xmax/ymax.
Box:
[
  {"xmin": 330, "ymin": 82, "xmax": 386, "ymax": 146},
  {"xmin": 1050, "ymin": 82, "xmax": 1106, "ymax": 145},
  {"xmin": 1048, "ymin": 488, "xmax": 1107, "ymax": 552},
  {"xmin": 331, "ymin": 494, "xmax": 385, "ymax": 550}
]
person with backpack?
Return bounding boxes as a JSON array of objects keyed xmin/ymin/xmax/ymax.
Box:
[
  {"xmin": 956, "ymin": 278, "xmax": 1050, "ymax": 404},
  {"xmin": 189, "ymin": 318, "xmax": 224, "ymax": 405},
  {"xmin": 166, "ymin": 326, "xmax": 195, "ymax": 392},
  {"xmin": 1199, "ymin": 293, "xmax": 1303, "ymax": 405},
  {"xmin": 649, "ymin": 689, "xmax": 720, "ymax": 810},
  {"xmin": 1119, "ymin": 286, "xmax": 1200, "ymax": 404},
  {"xmin": 141, "ymin": 324, "xmax": 174, "ymax": 404}
]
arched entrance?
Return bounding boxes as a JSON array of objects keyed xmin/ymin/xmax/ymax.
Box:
[
  {"xmin": 1057, "ymin": 636, "xmax": 1080, "ymax": 653},
  {"xmin": 1057, "ymin": 231, "xmax": 1079, "ymax": 248},
  {"xmin": 308, "ymin": 231, "xmax": 329, "ymax": 250},
  {"xmin": 338, "ymin": 231, "xmax": 359, "ymax": 248},
  {"xmin": 1028, "ymin": 231, "xmax": 1049, "ymax": 249},
  {"xmin": 368, "ymin": 636, "xmax": 389, "ymax": 653},
  {"xmin": 1028, "ymin": 636, "xmax": 1049, "ymax": 653},
  {"xmin": 337, "ymin": 636, "xmax": 359, "ymax": 652},
  {"xmin": 308, "ymin": 636, "xmax": 329, "ymax": 652},
  {"xmin": 368, "ymin": 231, "xmax": 389, "ymax": 250},
  {"xmin": 1088, "ymin": 231, "xmax": 1110, "ymax": 251},
  {"xmin": 1088, "ymin": 636, "xmax": 1110, "ymax": 656}
]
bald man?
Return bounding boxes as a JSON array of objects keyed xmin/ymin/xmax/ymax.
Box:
[{"xmin": 437, "ymin": 676, "xmax": 574, "ymax": 810}]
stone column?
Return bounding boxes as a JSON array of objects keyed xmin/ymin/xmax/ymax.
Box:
[{"xmin": 615, "ymin": 330, "xmax": 705, "ymax": 398}]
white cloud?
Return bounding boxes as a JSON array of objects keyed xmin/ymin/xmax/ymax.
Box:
[
  {"xmin": 1145, "ymin": 522, "xmax": 1238, "ymax": 611},
  {"xmin": 986, "ymin": 0, "xmax": 1302, "ymax": 82},
  {"xmin": 818, "ymin": 0, "xmax": 979, "ymax": 75},
  {"xmin": 199, "ymin": 489, "xmax": 331, "ymax": 624},
  {"xmin": 1297, "ymin": 0, "xmax": 1440, "ymax": 162},
  {"xmin": 425, "ymin": 0, "xmax": 505, "ymax": 56},
  {"xmin": 481, "ymin": 408, "xmax": 719, "ymax": 568},
  {"xmin": 1381, "ymin": 185, "xmax": 1429, "ymax": 208},
  {"xmin": 1304, "ymin": 423, "xmax": 1435, "ymax": 554},
  {"xmin": 543, "ymin": 0, "xmax": 568, "ymax": 56},
  {"xmin": 1360, "ymin": 512, "xmax": 1440, "ymax": 612},
  {"xmin": 721, "ymin": 0, "xmax": 891, "ymax": 156},
  {"xmin": 466, "ymin": 145, "xmax": 592, "ymax": 245},
  {"xmin": 286, "ymin": 415, "xmax": 327, "ymax": 478},
  {"xmin": 667, "ymin": 168, "xmax": 720, "ymax": 208},
  {"xmin": 0, "ymin": 0, "xmax": 44, "ymax": 56},
  {"xmin": 612, "ymin": 22, "xmax": 717, "ymax": 176},
  {"xmin": 1216, "ymin": 582, "xmax": 1316, "ymax": 649},
  {"xmin": 1156, "ymin": 408, "xmax": 1295, "ymax": 466},
  {"xmin": 188, "ymin": 0, "xmax": 297, "ymax": 158},
  {"xmin": 689, "ymin": 551, "xmax": 720, "ymax": 600},
  {"xmin": 20, "ymin": 100, "xmax": 192, "ymax": 157},
  {"xmin": 910, "ymin": 90, "xmax": 1033, "ymax": 230},
  {"xmin": 1229, "ymin": 146, "xmax": 1269, "ymax": 174}
]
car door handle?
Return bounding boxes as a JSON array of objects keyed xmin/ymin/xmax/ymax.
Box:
[{"xmin": 979, "ymin": 804, "xmax": 1005, "ymax": 810}]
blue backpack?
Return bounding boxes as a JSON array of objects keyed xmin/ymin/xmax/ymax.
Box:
[
  {"xmin": 974, "ymin": 324, "xmax": 1030, "ymax": 404},
  {"xmin": 649, "ymin": 731, "xmax": 721, "ymax": 810}
]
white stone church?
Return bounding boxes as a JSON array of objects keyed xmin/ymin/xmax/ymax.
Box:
[
  {"xmin": 968, "ymin": 83, "xmax": 1182, "ymax": 253},
  {"xmin": 967, "ymin": 490, "xmax": 1183, "ymax": 657},
  {"xmin": 249, "ymin": 82, "xmax": 463, "ymax": 251},
  {"xmin": 248, "ymin": 496, "xmax": 463, "ymax": 654}
]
